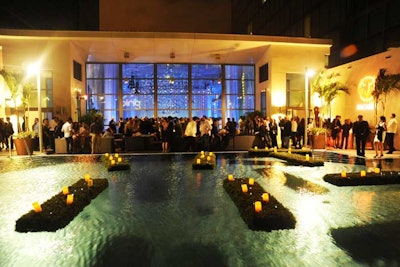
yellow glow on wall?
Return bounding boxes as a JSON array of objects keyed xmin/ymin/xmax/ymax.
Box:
[
  {"xmin": 357, "ymin": 76, "xmax": 375, "ymax": 102},
  {"xmin": 271, "ymin": 91, "xmax": 285, "ymax": 107},
  {"xmin": 312, "ymin": 92, "xmax": 322, "ymax": 107}
]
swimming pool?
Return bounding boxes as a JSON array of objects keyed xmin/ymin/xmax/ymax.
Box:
[{"xmin": 0, "ymin": 152, "xmax": 399, "ymax": 266}]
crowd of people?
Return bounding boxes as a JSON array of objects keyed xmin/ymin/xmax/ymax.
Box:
[{"xmin": 0, "ymin": 112, "xmax": 398, "ymax": 155}]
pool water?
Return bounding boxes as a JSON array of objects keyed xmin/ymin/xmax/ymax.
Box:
[{"xmin": 0, "ymin": 152, "xmax": 399, "ymax": 267}]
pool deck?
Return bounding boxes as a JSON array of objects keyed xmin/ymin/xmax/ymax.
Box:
[{"xmin": 0, "ymin": 147, "xmax": 399, "ymax": 159}]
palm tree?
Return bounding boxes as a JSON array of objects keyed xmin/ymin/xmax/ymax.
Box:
[
  {"xmin": 311, "ymin": 70, "xmax": 350, "ymax": 119},
  {"xmin": 373, "ymin": 68, "xmax": 400, "ymax": 121},
  {"xmin": 0, "ymin": 68, "xmax": 23, "ymax": 131}
]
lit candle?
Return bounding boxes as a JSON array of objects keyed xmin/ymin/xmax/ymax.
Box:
[
  {"xmin": 111, "ymin": 159, "xmax": 116, "ymax": 165},
  {"xmin": 197, "ymin": 159, "xmax": 201, "ymax": 164},
  {"xmin": 62, "ymin": 186, "xmax": 69, "ymax": 195},
  {"xmin": 87, "ymin": 179, "xmax": 93, "ymax": 187},
  {"xmin": 66, "ymin": 194, "xmax": 74, "ymax": 205},
  {"xmin": 201, "ymin": 151, "xmax": 205, "ymax": 155},
  {"xmin": 288, "ymin": 148, "xmax": 292, "ymax": 154},
  {"xmin": 115, "ymin": 153, "xmax": 119, "ymax": 158},
  {"xmin": 109, "ymin": 156, "xmax": 113, "ymax": 161},
  {"xmin": 262, "ymin": 193, "xmax": 269, "ymax": 202},
  {"xmin": 209, "ymin": 152, "xmax": 213, "ymax": 156},
  {"xmin": 200, "ymin": 155, "xmax": 205, "ymax": 159},
  {"xmin": 273, "ymin": 147, "xmax": 277, "ymax": 153},
  {"xmin": 360, "ymin": 170, "xmax": 366, "ymax": 177},
  {"xmin": 207, "ymin": 156, "xmax": 211, "ymax": 161},
  {"xmin": 374, "ymin": 167, "xmax": 380, "ymax": 174},
  {"xmin": 105, "ymin": 153, "xmax": 109, "ymax": 157},
  {"xmin": 341, "ymin": 171, "xmax": 347, "ymax": 178},
  {"xmin": 248, "ymin": 178, "xmax": 254, "ymax": 185},
  {"xmin": 241, "ymin": 184, "xmax": 248, "ymax": 193},
  {"xmin": 305, "ymin": 154, "xmax": 310, "ymax": 161},
  {"xmin": 254, "ymin": 201, "xmax": 262, "ymax": 212},
  {"xmin": 118, "ymin": 157, "xmax": 122, "ymax": 163},
  {"xmin": 228, "ymin": 174, "xmax": 234, "ymax": 181},
  {"xmin": 32, "ymin": 202, "xmax": 42, "ymax": 213},
  {"xmin": 254, "ymin": 146, "xmax": 258, "ymax": 150}
]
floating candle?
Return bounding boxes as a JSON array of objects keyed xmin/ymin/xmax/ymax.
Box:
[
  {"xmin": 241, "ymin": 184, "xmax": 248, "ymax": 193},
  {"xmin": 62, "ymin": 186, "xmax": 69, "ymax": 195},
  {"xmin": 341, "ymin": 171, "xmax": 347, "ymax": 178},
  {"xmin": 66, "ymin": 194, "xmax": 74, "ymax": 205},
  {"xmin": 254, "ymin": 201, "xmax": 262, "ymax": 212},
  {"xmin": 248, "ymin": 178, "xmax": 254, "ymax": 185},
  {"xmin": 360, "ymin": 170, "xmax": 366, "ymax": 177},
  {"xmin": 228, "ymin": 174, "xmax": 234, "ymax": 181},
  {"xmin": 32, "ymin": 202, "xmax": 42, "ymax": 213},
  {"xmin": 262, "ymin": 193, "xmax": 269, "ymax": 202}
]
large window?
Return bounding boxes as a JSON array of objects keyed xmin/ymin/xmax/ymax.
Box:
[
  {"xmin": 85, "ymin": 63, "xmax": 255, "ymax": 121},
  {"xmin": 87, "ymin": 64, "xmax": 119, "ymax": 121},
  {"xmin": 122, "ymin": 64, "xmax": 154, "ymax": 118},
  {"xmin": 225, "ymin": 65, "xmax": 255, "ymax": 120},
  {"xmin": 157, "ymin": 64, "xmax": 189, "ymax": 118},
  {"xmin": 192, "ymin": 64, "xmax": 222, "ymax": 118},
  {"xmin": 286, "ymin": 73, "xmax": 305, "ymax": 109}
]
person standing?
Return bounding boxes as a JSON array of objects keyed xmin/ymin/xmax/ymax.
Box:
[
  {"xmin": 61, "ymin": 117, "xmax": 73, "ymax": 153},
  {"xmin": 32, "ymin": 118, "xmax": 40, "ymax": 151},
  {"xmin": 386, "ymin": 113, "xmax": 397, "ymax": 154},
  {"xmin": 90, "ymin": 115, "xmax": 103, "ymax": 154},
  {"xmin": 5, "ymin": 117, "xmax": 14, "ymax": 150},
  {"xmin": 373, "ymin": 116, "xmax": 386, "ymax": 158},
  {"xmin": 341, "ymin": 119, "xmax": 353, "ymax": 149},
  {"xmin": 184, "ymin": 117, "xmax": 198, "ymax": 152},
  {"xmin": 352, "ymin": 115, "xmax": 369, "ymax": 157},
  {"xmin": 331, "ymin": 115, "xmax": 342, "ymax": 148}
]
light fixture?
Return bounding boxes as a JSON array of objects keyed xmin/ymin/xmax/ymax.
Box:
[
  {"xmin": 28, "ymin": 62, "xmax": 43, "ymax": 153},
  {"xmin": 304, "ymin": 68, "xmax": 314, "ymax": 147}
]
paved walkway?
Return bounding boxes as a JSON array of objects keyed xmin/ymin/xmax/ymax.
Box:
[{"xmin": 1, "ymin": 146, "xmax": 399, "ymax": 159}]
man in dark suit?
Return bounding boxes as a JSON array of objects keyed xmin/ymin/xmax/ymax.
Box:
[{"xmin": 352, "ymin": 114, "xmax": 369, "ymax": 157}]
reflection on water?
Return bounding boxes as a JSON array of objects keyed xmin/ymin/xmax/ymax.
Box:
[{"xmin": 0, "ymin": 152, "xmax": 400, "ymax": 266}]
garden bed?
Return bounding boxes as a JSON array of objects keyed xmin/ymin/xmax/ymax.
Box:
[
  {"xmin": 192, "ymin": 152, "xmax": 216, "ymax": 170},
  {"xmin": 102, "ymin": 154, "xmax": 130, "ymax": 171},
  {"xmin": 15, "ymin": 178, "xmax": 109, "ymax": 232},
  {"xmin": 323, "ymin": 171, "xmax": 400, "ymax": 186},
  {"xmin": 223, "ymin": 177, "xmax": 296, "ymax": 231},
  {"xmin": 248, "ymin": 148, "xmax": 313, "ymax": 157}
]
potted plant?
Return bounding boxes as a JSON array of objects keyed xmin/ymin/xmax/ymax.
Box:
[
  {"xmin": 14, "ymin": 131, "xmax": 35, "ymax": 155},
  {"xmin": 311, "ymin": 127, "xmax": 328, "ymax": 149}
]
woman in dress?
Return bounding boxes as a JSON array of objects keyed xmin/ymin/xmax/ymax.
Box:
[{"xmin": 374, "ymin": 116, "xmax": 386, "ymax": 158}]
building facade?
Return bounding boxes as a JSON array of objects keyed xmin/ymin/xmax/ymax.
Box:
[
  {"xmin": 232, "ymin": 0, "xmax": 400, "ymax": 67},
  {"xmin": 0, "ymin": 29, "xmax": 331, "ymax": 130}
]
